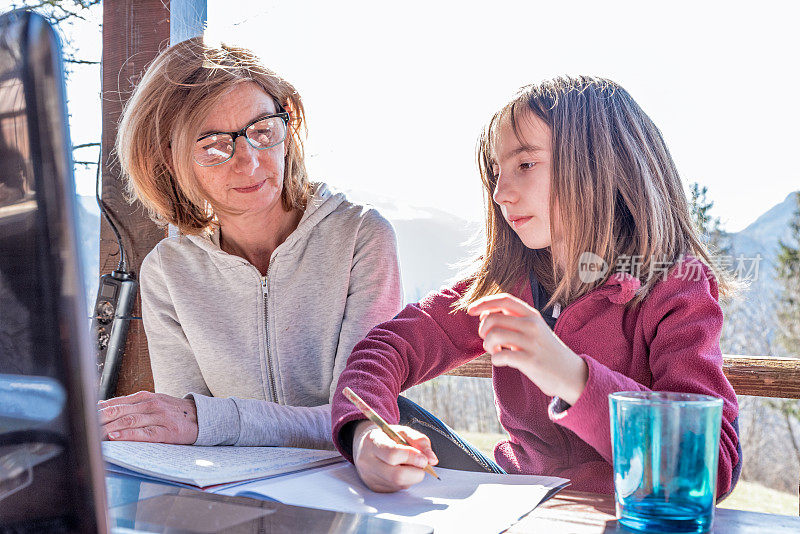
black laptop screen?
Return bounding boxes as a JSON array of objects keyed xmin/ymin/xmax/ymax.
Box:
[
  {"xmin": 0, "ymin": 10, "xmax": 106, "ymax": 531},
  {"xmin": 0, "ymin": 14, "xmax": 38, "ymax": 376}
]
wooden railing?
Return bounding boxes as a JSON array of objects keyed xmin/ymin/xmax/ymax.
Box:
[
  {"xmin": 446, "ymin": 354, "xmax": 800, "ymax": 399},
  {"xmin": 447, "ymin": 353, "xmax": 800, "ymax": 513}
]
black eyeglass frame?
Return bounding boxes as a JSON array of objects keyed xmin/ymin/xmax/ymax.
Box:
[{"xmin": 194, "ymin": 110, "xmax": 291, "ymax": 167}]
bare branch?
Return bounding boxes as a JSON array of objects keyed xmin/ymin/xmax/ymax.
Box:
[
  {"xmin": 64, "ymin": 58, "xmax": 100, "ymax": 65},
  {"xmin": 73, "ymin": 142, "xmax": 101, "ymax": 150}
]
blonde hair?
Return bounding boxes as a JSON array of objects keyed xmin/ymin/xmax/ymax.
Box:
[
  {"xmin": 116, "ymin": 37, "xmax": 309, "ymax": 235},
  {"xmin": 459, "ymin": 75, "xmax": 735, "ymax": 309}
]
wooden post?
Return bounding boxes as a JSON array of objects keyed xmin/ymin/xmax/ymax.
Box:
[{"xmin": 100, "ymin": 0, "xmax": 206, "ymax": 396}]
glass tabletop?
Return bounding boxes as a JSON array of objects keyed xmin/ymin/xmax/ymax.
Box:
[{"xmin": 106, "ymin": 472, "xmax": 432, "ymax": 534}]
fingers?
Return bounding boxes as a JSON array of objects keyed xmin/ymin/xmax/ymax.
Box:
[
  {"xmin": 477, "ymin": 309, "xmax": 551, "ymax": 356},
  {"xmin": 353, "ymin": 425, "xmax": 437, "ymax": 493},
  {"xmin": 379, "ymin": 445, "xmax": 430, "ymax": 473},
  {"xmin": 101, "ymin": 412, "xmax": 163, "ymax": 439},
  {"xmin": 97, "ymin": 391, "xmax": 198, "ymax": 445},
  {"xmin": 365, "ymin": 446, "xmax": 428, "ymax": 492},
  {"xmin": 467, "ymin": 293, "xmax": 538, "ymax": 318},
  {"xmin": 98, "ymin": 395, "xmax": 161, "ymax": 426},
  {"xmin": 477, "ymin": 312, "xmax": 537, "ymax": 339},
  {"xmin": 98, "ymin": 390, "xmax": 154, "ymax": 409},
  {"xmin": 371, "ymin": 430, "xmax": 432, "ymax": 469},
  {"xmin": 483, "ymin": 328, "xmax": 529, "ymax": 355},
  {"xmin": 395, "ymin": 428, "xmax": 438, "ymax": 465},
  {"xmin": 106, "ymin": 425, "xmax": 171, "ymax": 443},
  {"xmin": 367, "ymin": 464, "xmax": 428, "ymax": 493},
  {"xmin": 490, "ymin": 348, "xmax": 529, "ymax": 368}
]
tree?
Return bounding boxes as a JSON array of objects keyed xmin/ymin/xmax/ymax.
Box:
[
  {"xmin": 691, "ymin": 184, "xmax": 800, "ymax": 491},
  {"xmin": 775, "ymin": 191, "xmax": 800, "ymax": 356},
  {"xmin": 7, "ymin": 1, "xmax": 103, "ymax": 170},
  {"xmin": 763, "ymin": 191, "xmax": 800, "ymax": 486},
  {"xmin": 7, "ymin": 1, "xmax": 101, "ymax": 62},
  {"xmin": 689, "ymin": 182, "xmax": 732, "ymax": 257},
  {"xmin": 688, "ymin": 182, "xmax": 739, "ymax": 313}
]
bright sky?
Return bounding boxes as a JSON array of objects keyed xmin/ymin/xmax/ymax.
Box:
[{"xmin": 31, "ymin": 0, "xmax": 800, "ymax": 232}]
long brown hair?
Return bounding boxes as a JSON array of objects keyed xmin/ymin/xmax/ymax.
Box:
[
  {"xmin": 458, "ymin": 75, "xmax": 735, "ymax": 309},
  {"xmin": 116, "ymin": 37, "xmax": 310, "ymax": 235}
]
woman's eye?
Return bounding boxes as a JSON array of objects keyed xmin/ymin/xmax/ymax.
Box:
[{"xmin": 520, "ymin": 162, "xmax": 536, "ymax": 171}]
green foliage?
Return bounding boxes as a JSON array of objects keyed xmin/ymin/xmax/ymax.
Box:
[
  {"xmin": 769, "ymin": 191, "xmax": 800, "ymax": 463},
  {"xmin": 9, "ymin": 1, "xmax": 100, "ymax": 24},
  {"xmin": 688, "ymin": 183, "xmax": 737, "ymax": 308},
  {"xmin": 8, "ymin": 0, "xmax": 101, "ymax": 65},
  {"xmin": 689, "ymin": 182, "xmax": 732, "ymax": 257},
  {"xmin": 775, "ymin": 191, "xmax": 800, "ymax": 356},
  {"xmin": 7, "ymin": 0, "xmax": 102, "ymax": 161},
  {"xmin": 717, "ymin": 479, "xmax": 798, "ymax": 516}
]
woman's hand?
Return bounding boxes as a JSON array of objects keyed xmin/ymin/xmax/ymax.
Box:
[
  {"xmin": 467, "ymin": 293, "xmax": 588, "ymax": 405},
  {"xmin": 351, "ymin": 420, "xmax": 438, "ymax": 493},
  {"xmin": 98, "ymin": 391, "xmax": 199, "ymax": 444}
]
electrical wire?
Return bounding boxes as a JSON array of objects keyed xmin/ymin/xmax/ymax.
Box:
[{"xmin": 93, "ymin": 148, "xmax": 128, "ymax": 273}]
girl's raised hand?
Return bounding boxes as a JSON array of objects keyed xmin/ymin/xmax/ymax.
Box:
[
  {"xmin": 467, "ymin": 293, "xmax": 588, "ymax": 405},
  {"xmin": 351, "ymin": 420, "xmax": 438, "ymax": 493}
]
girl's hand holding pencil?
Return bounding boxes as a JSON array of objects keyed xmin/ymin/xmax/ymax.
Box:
[
  {"xmin": 345, "ymin": 387, "xmax": 439, "ymax": 493},
  {"xmin": 468, "ymin": 293, "xmax": 589, "ymax": 406}
]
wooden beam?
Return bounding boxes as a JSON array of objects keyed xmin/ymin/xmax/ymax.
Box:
[
  {"xmin": 100, "ymin": 0, "xmax": 169, "ymax": 396},
  {"xmin": 100, "ymin": 0, "xmax": 205, "ymax": 396},
  {"xmin": 445, "ymin": 353, "xmax": 493, "ymax": 380},
  {"xmin": 722, "ymin": 355, "xmax": 800, "ymax": 399},
  {"xmin": 445, "ymin": 353, "xmax": 800, "ymax": 399}
]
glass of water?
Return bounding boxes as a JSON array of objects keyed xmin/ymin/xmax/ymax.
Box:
[{"xmin": 609, "ymin": 391, "xmax": 723, "ymax": 533}]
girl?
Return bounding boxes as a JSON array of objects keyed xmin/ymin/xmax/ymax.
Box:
[{"xmin": 330, "ymin": 76, "xmax": 741, "ymax": 495}]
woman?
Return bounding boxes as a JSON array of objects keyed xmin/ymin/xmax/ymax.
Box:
[{"xmin": 98, "ymin": 38, "xmax": 403, "ymax": 449}]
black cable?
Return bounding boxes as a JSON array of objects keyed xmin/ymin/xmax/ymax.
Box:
[
  {"xmin": 94, "ymin": 148, "xmax": 128, "ymax": 273},
  {"xmin": 86, "ymin": 316, "xmax": 142, "ymax": 321},
  {"xmin": 0, "ymin": 429, "xmax": 67, "ymax": 448}
]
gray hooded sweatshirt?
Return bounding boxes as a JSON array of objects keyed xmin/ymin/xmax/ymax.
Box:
[{"xmin": 139, "ymin": 183, "xmax": 403, "ymax": 449}]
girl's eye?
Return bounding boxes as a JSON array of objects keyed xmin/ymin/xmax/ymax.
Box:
[{"xmin": 520, "ymin": 162, "xmax": 536, "ymax": 171}]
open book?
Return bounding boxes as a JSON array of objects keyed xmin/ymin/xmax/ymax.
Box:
[
  {"xmin": 102, "ymin": 441, "xmax": 343, "ymax": 488},
  {"xmin": 217, "ymin": 463, "xmax": 569, "ymax": 534},
  {"xmin": 104, "ymin": 442, "xmax": 569, "ymax": 534}
]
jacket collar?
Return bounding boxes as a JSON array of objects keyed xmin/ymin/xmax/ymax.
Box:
[
  {"xmin": 521, "ymin": 268, "xmax": 641, "ymax": 310},
  {"xmin": 600, "ymin": 271, "xmax": 641, "ymax": 304},
  {"xmin": 185, "ymin": 181, "xmax": 345, "ymax": 260}
]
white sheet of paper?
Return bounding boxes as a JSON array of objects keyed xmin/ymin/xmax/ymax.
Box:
[
  {"xmin": 102, "ymin": 442, "xmax": 343, "ymax": 487},
  {"xmin": 216, "ymin": 463, "xmax": 569, "ymax": 534}
]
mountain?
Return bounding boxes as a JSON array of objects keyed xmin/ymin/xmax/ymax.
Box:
[
  {"xmin": 342, "ymin": 190, "xmax": 482, "ymax": 303},
  {"xmin": 729, "ymin": 191, "xmax": 799, "ymax": 292},
  {"xmin": 75, "ymin": 189, "xmax": 798, "ymax": 308},
  {"xmin": 75, "ymin": 193, "xmax": 482, "ymax": 306}
]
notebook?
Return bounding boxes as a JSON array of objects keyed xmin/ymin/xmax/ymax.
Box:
[{"xmin": 102, "ymin": 441, "xmax": 344, "ymax": 488}]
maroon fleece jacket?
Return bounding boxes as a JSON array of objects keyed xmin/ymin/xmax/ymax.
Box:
[{"xmin": 331, "ymin": 257, "xmax": 740, "ymax": 497}]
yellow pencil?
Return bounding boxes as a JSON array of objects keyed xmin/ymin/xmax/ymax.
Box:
[{"xmin": 343, "ymin": 387, "xmax": 440, "ymax": 480}]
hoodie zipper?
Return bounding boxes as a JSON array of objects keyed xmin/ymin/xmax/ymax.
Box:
[
  {"xmin": 261, "ymin": 272, "xmax": 278, "ymax": 403},
  {"xmin": 548, "ymin": 283, "xmax": 624, "ymax": 468},
  {"xmin": 549, "ymin": 288, "xmax": 609, "ymax": 468}
]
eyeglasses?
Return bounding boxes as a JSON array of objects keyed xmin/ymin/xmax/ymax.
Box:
[{"xmin": 193, "ymin": 111, "xmax": 290, "ymax": 167}]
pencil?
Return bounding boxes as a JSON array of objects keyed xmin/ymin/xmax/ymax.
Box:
[{"xmin": 343, "ymin": 387, "xmax": 440, "ymax": 480}]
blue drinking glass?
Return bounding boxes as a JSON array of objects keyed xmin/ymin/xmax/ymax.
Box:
[{"xmin": 609, "ymin": 391, "xmax": 723, "ymax": 533}]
